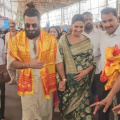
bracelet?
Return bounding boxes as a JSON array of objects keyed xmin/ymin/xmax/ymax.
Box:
[{"xmin": 62, "ymin": 79, "xmax": 67, "ymax": 82}]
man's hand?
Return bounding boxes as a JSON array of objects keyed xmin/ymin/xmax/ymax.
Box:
[
  {"xmin": 90, "ymin": 96, "xmax": 112, "ymax": 115},
  {"xmin": 30, "ymin": 56, "xmax": 44, "ymax": 69},
  {"xmin": 112, "ymin": 104, "xmax": 120, "ymax": 114},
  {"xmin": 58, "ymin": 81, "xmax": 66, "ymax": 91},
  {"xmin": 73, "ymin": 70, "xmax": 88, "ymax": 81}
]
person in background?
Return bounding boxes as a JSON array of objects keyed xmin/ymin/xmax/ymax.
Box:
[
  {"xmin": 55, "ymin": 26, "xmax": 61, "ymax": 33},
  {"xmin": 0, "ymin": 37, "xmax": 5, "ymax": 120},
  {"xmin": 48, "ymin": 26, "xmax": 61, "ymax": 112},
  {"xmin": 58, "ymin": 14, "xmax": 95, "ymax": 120},
  {"xmin": 20, "ymin": 28, "xmax": 23, "ymax": 32},
  {"xmin": 0, "ymin": 30, "xmax": 2, "ymax": 38},
  {"xmin": 61, "ymin": 30, "xmax": 67, "ymax": 35},
  {"xmin": 2, "ymin": 30, "xmax": 9, "ymax": 44},
  {"xmin": 82, "ymin": 12, "xmax": 102, "ymax": 105},
  {"xmin": 48, "ymin": 26, "xmax": 60, "ymax": 42},
  {"xmin": 5, "ymin": 22, "xmax": 18, "ymax": 85},
  {"xmin": 99, "ymin": 22, "xmax": 104, "ymax": 31}
]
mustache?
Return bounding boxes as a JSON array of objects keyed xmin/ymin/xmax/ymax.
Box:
[
  {"xmin": 27, "ymin": 30, "xmax": 36, "ymax": 32},
  {"xmin": 86, "ymin": 23, "xmax": 92, "ymax": 25},
  {"xmin": 105, "ymin": 26, "xmax": 113, "ymax": 29}
]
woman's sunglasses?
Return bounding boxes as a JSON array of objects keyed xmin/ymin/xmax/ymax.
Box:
[{"xmin": 25, "ymin": 23, "xmax": 38, "ymax": 28}]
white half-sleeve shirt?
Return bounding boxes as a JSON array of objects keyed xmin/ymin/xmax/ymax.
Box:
[
  {"xmin": 0, "ymin": 38, "xmax": 5, "ymax": 65},
  {"xmin": 100, "ymin": 24, "xmax": 120, "ymax": 71}
]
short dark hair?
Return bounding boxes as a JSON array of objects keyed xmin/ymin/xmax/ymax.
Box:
[
  {"xmin": 82, "ymin": 11, "xmax": 93, "ymax": 17},
  {"xmin": 23, "ymin": 3, "xmax": 40, "ymax": 21},
  {"xmin": 72, "ymin": 14, "xmax": 85, "ymax": 24},
  {"xmin": 101, "ymin": 7, "xmax": 117, "ymax": 17},
  {"xmin": 48, "ymin": 26, "xmax": 60, "ymax": 39},
  {"xmin": 9, "ymin": 22, "xmax": 15, "ymax": 26}
]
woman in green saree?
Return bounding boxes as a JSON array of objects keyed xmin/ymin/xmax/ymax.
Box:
[{"xmin": 58, "ymin": 14, "xmax": 95, "ymax": 120}]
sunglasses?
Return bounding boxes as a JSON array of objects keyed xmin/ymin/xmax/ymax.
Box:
[
  {"xmin": 10, "ymin": 26, "xmax": 15, "ymax": 28},
  {"xmin": 25, "ymin": 23, "xmax": 38, "ymax": 28}
]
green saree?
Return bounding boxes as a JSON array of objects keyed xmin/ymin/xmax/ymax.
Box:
[{"xmin": 58, "ymin": 34, "xmax": 95, "ymax": 120}]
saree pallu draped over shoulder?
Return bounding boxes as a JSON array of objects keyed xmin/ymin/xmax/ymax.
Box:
[
  {"xmin": 9, "ymin": 30, "xmax": 57, "ymax": 99},
  {"xmin": 58, "ymin": 35, "xmax": 95, "ymax": 120}
]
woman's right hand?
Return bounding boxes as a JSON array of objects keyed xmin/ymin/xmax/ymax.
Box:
[
  {"xmin": 30, "ymin": 56, "xmax": 44, "ymax": 69},
  {"xmin": 58, "ymin": 81, "xmax": 66, "ymax": 91}
]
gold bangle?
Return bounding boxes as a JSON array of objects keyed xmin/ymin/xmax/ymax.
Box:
[{"xmin": 62, "ymin": 79, "xmax": 67, "ymax": 82}]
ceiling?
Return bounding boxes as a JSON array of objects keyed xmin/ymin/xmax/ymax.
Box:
[{"xmin": 10, "ymin": 0, "xmax": 83, "ymax": 17}]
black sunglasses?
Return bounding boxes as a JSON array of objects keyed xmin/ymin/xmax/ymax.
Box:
[
  {"xmin": 10, "ymin": 26, "xmax": 15, "ymax": 28},
  {"xmin": 25, "ymin": 23, "xmax": 38, "ymax": 28}
]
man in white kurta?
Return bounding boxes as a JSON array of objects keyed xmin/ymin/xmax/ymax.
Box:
[{"xmin": 9, "ymin": 5, "xmax": 66, "ymax": 120}]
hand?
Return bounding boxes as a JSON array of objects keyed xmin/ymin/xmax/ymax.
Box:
[
  {"xmin": 73, "ymin": 70, "xmax": 88, "ymax": 81},
  {"xmin": 58, "ymin": 81, "xmax": 66, "ymax": 91},
  {"xmin": 90, "ymin": 96, "xmax": 112, "ymax": 115},
  {"xmin": 112, "ymin": 104, "xmax": 120, "ymax": 114},
  {"xmin": 30, "ymin": 56, "xmax": 44, "ymax": 69}
]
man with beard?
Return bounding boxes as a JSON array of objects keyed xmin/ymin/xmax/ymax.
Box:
[
  {"xmin": 91, "ymin": 8, "xmax": 120, "ymax": 120},
  {"xmin": 8, "ymin": 5, "xmax": 66, "ymax": 120},
  {"xmin": 82, "ymin": 11, "xmax": 102, "ymax": 104},
  {"xmin": 5, "ymin": 22, "xmax": 18, "ymax": 85}
]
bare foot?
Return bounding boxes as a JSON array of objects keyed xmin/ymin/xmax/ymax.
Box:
[{"xmin": 54, "ymin": 107, "xmax": 60, "ymax": 112}]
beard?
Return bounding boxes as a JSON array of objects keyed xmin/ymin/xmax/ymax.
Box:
[
  {"xmin": 85, "ymin": 23, "xmax": 93, "ymax": 31},
  {"xmin": 25, "ymin": 27, "xmax": 40, "ymax": 39}
]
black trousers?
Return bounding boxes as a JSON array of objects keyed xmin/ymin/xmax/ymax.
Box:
[
  {"xmin": 0, "ymin": 83, "xmax": 5, "ymax": 119},
  {"xmin": 91, "ymin": 73, "xmax": 120, "ymax": 120}
]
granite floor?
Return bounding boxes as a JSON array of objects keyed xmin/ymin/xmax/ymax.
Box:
[{"xmin": 4, "ymin": 83, "xmax": 114, "ymax": 120}]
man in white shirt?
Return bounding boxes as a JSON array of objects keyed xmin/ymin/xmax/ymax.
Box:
[
  {"xmin": 97, "ymin": 8, "xmax": 120, "ymax": 120},
  {"xmin": 5, "ymin": 22, "xmax": 18, "ymax": 85},
  {"xmin": 0, "ymin": 38, "xmax": 5, "ymax": 65},
  {"xmin": 82, "ymin": 12, "xmax": 102, "ymax": 105}
]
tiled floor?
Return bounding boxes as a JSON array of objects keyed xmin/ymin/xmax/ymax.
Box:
[{"xmin": 5, "ymin": 83, "xmax": 114, "ymax": 120}]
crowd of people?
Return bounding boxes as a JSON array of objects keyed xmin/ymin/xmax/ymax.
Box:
[{"xmin": 0, "ymin": 1, "xmax": 120, "ymax": 120}]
